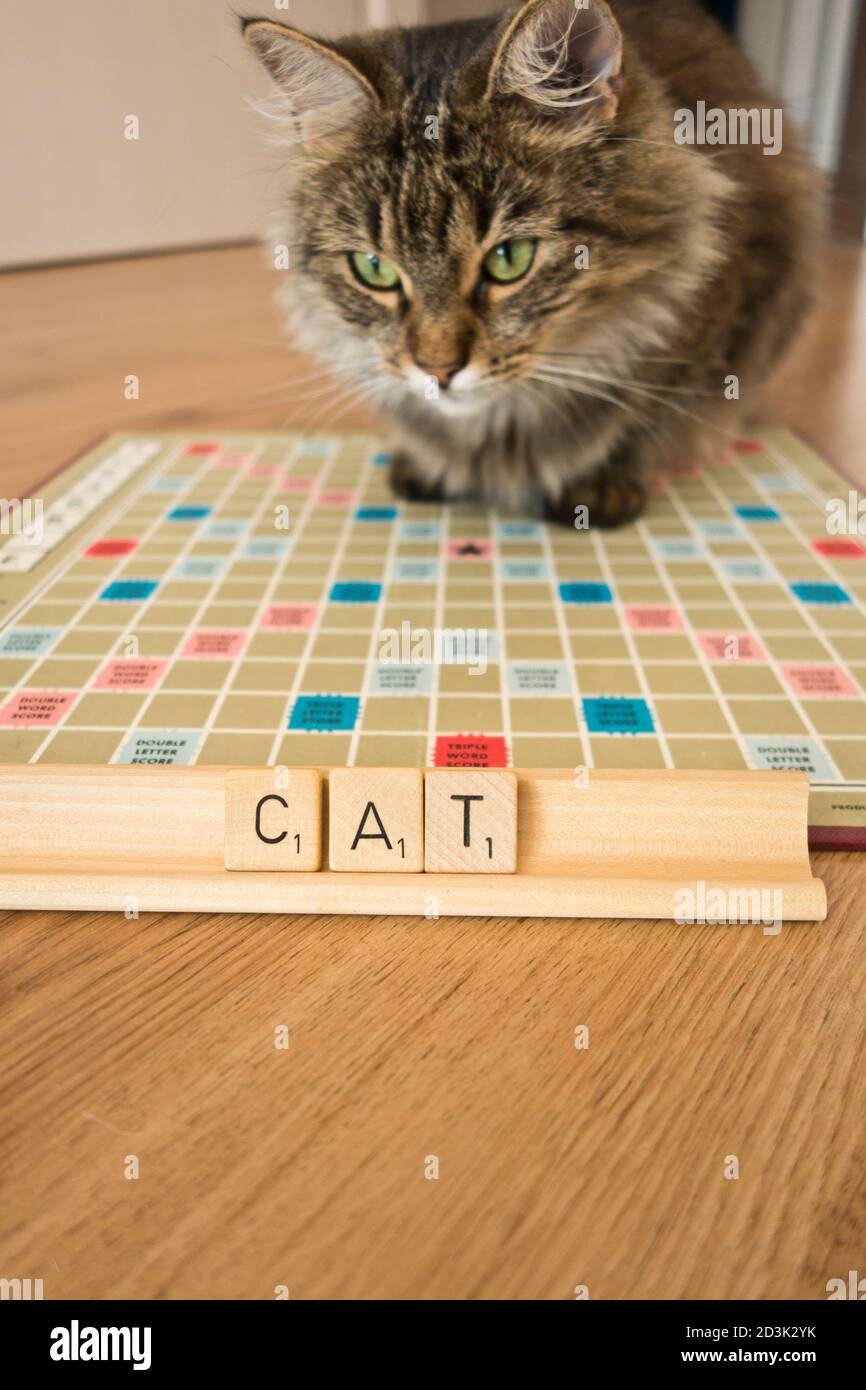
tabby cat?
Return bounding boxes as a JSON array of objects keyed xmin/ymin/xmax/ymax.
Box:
[{"xmin": 242, "ymin": 0, "xmax": 820, "ymax": 527}]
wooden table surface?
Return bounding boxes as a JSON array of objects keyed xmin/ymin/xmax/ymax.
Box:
[{"xmin": 1, "ymin": 243, "xmax": 865, "ymax": 1300}]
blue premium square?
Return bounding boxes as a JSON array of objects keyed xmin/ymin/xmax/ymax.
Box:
[
  {"xmin": 790, "ymin": 581, "xmax": 852, "ymax": 606},
  {"xmin": 99, "ymin": 579, "xmax": 158, "ymax": 602},
  {"xmin": 115, "ymin": 731, "xmax": 199, "ymax": 765},
  {"xmin": 495, "ymin": 520, "xmax": 544, "ymax": 540},
  {"xmin": 242, "ymin": 538, "xmax": 289, "ymax": 559},
  {"xmin": 170, "ymin": 557, "xmax": 226, "ymax": 581},
  {"xmin": 583, "ymin": 697, "xmax": 654, "ymax": 734},
  {"xmin": 329, "ymin": 581, "xmax": 382, "ymax": 603},
  {"xmin": 297, "ymin": 438, "xmax": 335, "ymax": 456},
  {"xmin": 501, "ymin": 559, "xmax": 549, "ymax": 582},
  {"xmin": 167, "ymin": 506, "xmax": 212, "ymax": 521},
  {"xmin": 653, "ymin": 539, "xmax": 705, "ymax": 562},
  {"xmin": 757, "ymin": 475, "xmax": 799, "ymax": 494},
  {"xmin": 391, "ymin": 558, "xmax": 440, "ymax": 583},
  {"xmin": 288, "ymin": 695, "xmax": 360, "ymax": 732},
  {"xmin": 720, "ymin": 559, "xmax": 776, "ymax": 583},
  {"xmin": 149, "ymin": 476, "xmax": 188, "ymax": 494},
  {"xmin": 400, "ymin": 520, "xmax": 442, "ymax": 540},
  {"xmin": 744, "ymin": 736, "xmax": 839, "ymax": 781},
  {"xmin": 559, "ymin": 582, "xmax": 613, "ymax": 605},
  {"xmin": 0, "ymin": 627, "xmax": 61, "ymax": 656},
  {"xmin": 734, "ymin": 506, "xmax": 781, "ymax": 522},
  {"xmin": 204, "ymin": 519, "xmax": 247, "ymax": 540},
  {"xmin": 696, "ymin": 520, "xmax": 742, "ymax": 541},
  {"xmin": 356, "ymin": 507, "xmax": 397, "ymax": 522}
]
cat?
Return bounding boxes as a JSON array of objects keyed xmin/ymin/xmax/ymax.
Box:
[{"xmin": 242, "ymin": 0, "xmax": 821, "ymax": 527}]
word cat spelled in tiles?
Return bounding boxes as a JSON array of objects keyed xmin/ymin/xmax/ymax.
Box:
[{"xmin": 223, "ymin": 767, "xmax": 515, "ymax": 874}]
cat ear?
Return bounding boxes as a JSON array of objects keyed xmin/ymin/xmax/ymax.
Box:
[
  {"xmin": 242, "ymin": 18, "xmax": 377, "ymax": 139},
  {"xmin": 485, "ymin": 0, "xmax": 624, "ymax": 125}
]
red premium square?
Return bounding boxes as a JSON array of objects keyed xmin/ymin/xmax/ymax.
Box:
[
  {"xmin": 84, "ymin": 538, "xmax": 138, "ymax": 558},
  {"xmin": 434, "ymin": 735, "xmax": 509, "ymax": 767}
]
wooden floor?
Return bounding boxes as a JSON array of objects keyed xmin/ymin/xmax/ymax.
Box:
[{"xmin": 1, "ymin": 242, "xmax": 865, "ymax": 1300}]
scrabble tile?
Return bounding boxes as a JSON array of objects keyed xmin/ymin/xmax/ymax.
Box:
[
  {"xmin": 424, "ymin": 770, "xmax": 517, "ymax": 873},
  {"xmin": 224, "ymin": 768, "xmax": 322, "ymax": 871},
  {"xmin": 328, "ymin": 768, "xmax": 423, "ymax": 872}
]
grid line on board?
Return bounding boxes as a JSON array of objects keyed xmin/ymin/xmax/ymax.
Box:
[
  {"xmin": 539, "ymin": 520, "xmax": 594, "ymax": 771},
  {"xmin": 103, "ymin": 438, "xmax": 282, "ymax": 764},
  {"xmin": 683, "ymin": 465, "xmax": 844, "ymax": 778},
  {"xmin": 29, "ymin": 440, "xmax": 273, "ymax": 764},
  {"xmin": 488, "ymin": 508, "xmax": 515, "ymax": 767},
  {"xmin": 181, "ymin": 437, "xmax": 337, "ymax": 763},
  {"xmin": 0, "ymin": 438, "xmax": 179, "ymax": 638},
  {"xmin": 265, "ymin": 441, "xmax": 373, "ymax": 766},
  {"xmin": 423, "ymin": 499, "xmax": 450, "ymax": 769},
  {"xmin": 751, "ymin": 445, "xmax": 866, "ymax": 667},
  {"xmin": 589, "ymin": 528, "xmax": 676, "ymax": 769},
  {"xmin": 634, "ymin": 513, "xmax": 755, "ymax": 770},
  {"xmin": 0, "ymin": 429, "xmax": 865, "ymax": 806},
  {"xmin": 345, "ymin": 458, "xmax": 405, "ymax": 768},
  {"xmin": 20, "ymin": 439, "xmax": 223, "ymax": 761}
]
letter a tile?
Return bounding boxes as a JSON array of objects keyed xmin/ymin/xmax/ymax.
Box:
[{"xmin": 328, "ymin": 768, "xmax": 424, "ymax": 871}]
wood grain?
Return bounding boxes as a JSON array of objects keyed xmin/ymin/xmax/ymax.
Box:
[
  {"xmin": 0, "ymin": 245, "xmax": 373, "ymax": 503},
  {"xmin": 328, "ymin": 767, "xmax": 424, "ymax": 872},
  {"xmin": 0, "ymin": 848, "xmax": 863, "ymax": 1300},
  {"xmin": 224, "ymin": 768, "xmax": 322, "ymax": 872},
  {"xmin": 0, "ymin": 241, "xmax": 865, "ymax": 1298},
  {"xmin": 0, "ymin": 766, "xmax": 825, "ymax": 919},
  {"xmin": 424, "ymin": 769, "xmax": 518, "ymax": 873}
]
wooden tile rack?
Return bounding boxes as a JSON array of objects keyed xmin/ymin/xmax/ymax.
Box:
[{"xmin": 0, "ymin": 765, "xmax": 826, "ymax": 921}]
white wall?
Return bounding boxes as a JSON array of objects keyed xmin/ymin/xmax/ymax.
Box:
[
  {"xmin": 425, "ymin": 0, "xmax": 501, "ymax": 16},
  {"xmin": 738, "ymin": 0, "xmax": 861, "ymax": 173},
  {"xmin": 0, "ymin": 0, "xmax": 370, "ymax": 268},
  {"xmin": 369, "ymin": 0, "xmax": 427, "ymax": 22}
]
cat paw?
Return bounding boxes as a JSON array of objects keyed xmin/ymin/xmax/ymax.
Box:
[
  {"xmin": 545, "ymin": 465, "xmax": 646, "ymax": 530},
  {"xmin": 389, "ymin": 451, "xmax": 447, "ymax": 504}
]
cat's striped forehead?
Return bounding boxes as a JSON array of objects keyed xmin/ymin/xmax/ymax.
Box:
[
  {"xmin": 324, "ymin": 102, "xmax": 546, "ymax": 291},
  {"xmin": 311, "ymin": 19, "xmax": 555, "ymax": 278}
]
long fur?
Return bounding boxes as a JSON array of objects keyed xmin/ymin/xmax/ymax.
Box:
[{"xmin": 242, "ymin": 0, "xmax": 822, "ymax": 524}]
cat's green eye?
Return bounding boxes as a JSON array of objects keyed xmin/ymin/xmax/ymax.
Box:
[
  {"xmin": 349, "ymin": 251, "xmax": 401, "ymax": 292},
  {"xmin": 482, "ymin": 238, "xmax": 537, "ymax": 284}
]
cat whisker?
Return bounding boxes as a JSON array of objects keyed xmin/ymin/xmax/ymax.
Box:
[
  {"xmin": 244, "ymin": 371, "xmax": 343, "ymax": 400},
  {"xmin": 241, "ymin": 337, "xmax": 326, "ymax": 355},
  {"xmin": 532, "ymin": 359, "xmax": 744, "ymax": 399},
  {"xmin": 268, "ymin": 381, "xmax": 356, "ymax": 408},
  {"xmin": 273, "ymin": 363, "xmax": 382, "ymax": 410},
  {"xmin": 535, "ymin": 365, "xmax": 742, "ymax": 441},
  {"xmin": 516, "ymin": 379, "xmax": 576, "ymax": 433},
  {"xmin": 326, "ymin": 385, "xmax": 383, "ymax": 428},
  {"xmin": 328, "ymin": 372, "xmax": 393, "ymax": 422},
  {"xmin": 604, "ymin": 379, "xmax": 743, "ymax": 442},
  {"xmin": 535, "ymin": 350, "xmax": 728, "ymax": 369},
  {"xmin": 184, "ymin": 371, "xmax": 352, "ymax": 413},
  {"xmin": 275, "ymin": 376, "xmax": 373, "ymax": 430},
  {"xmin": 527, "ymin": 370, "xmax": 651, "ymax": 431},
  {"xmin": 281, "ymin": 366, "xmax": 382, "ymax": 403}
]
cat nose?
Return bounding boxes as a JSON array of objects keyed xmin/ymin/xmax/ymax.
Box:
[{"xmin": 415, "ymin": 358, "xmax": 466, "ymax": 389}]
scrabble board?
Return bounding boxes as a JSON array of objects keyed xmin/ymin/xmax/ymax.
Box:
[{"xmin": 1, "ymin": 428, "xmax": 865, "ymax": 849}]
